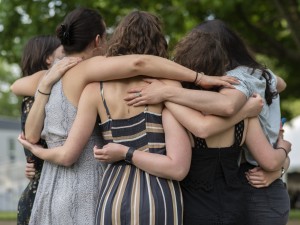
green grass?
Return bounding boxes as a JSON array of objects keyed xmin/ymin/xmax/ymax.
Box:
[
  {"xmin": 0, "ymin": 209, "xmax": 299, "ymax": 221},
  {"xmin": 290, "ymin": 209, "xmax": 300, "ymax": 220},
  {"xmin": 0, "ymin": 211, "xmax": 17, "ymax": 220}
]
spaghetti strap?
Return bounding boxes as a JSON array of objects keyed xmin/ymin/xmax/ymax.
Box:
[{"xmin": 100, "ymin": 82, "xmax": 111, "ymax": 119}]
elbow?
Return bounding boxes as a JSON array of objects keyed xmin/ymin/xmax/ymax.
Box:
[
  {"xmin": 222, "ymin": 102, "xmax": 236, "ymax": 116},
  {"xmin": 60, "ymin": 155, "xmax": 76, "ymax": 167},
  {"xmin": 61, "ymin": 160, "xmax": 74, "ymax": 167},
  {"xmin": 132, "ymin": 56, "xmax": 147, "ymax": 74},
  {"xmin": 193, "ymin": 122, "xmax": 211, "ymax": 139},
  {"xmin": 171, "ymin": 166, "xmax": 189, "ymax": 181},
  {"xmin": 25, "ymin": 134, "xmax": 40, "ymax": 145},
  {"xmin": 10, "ymin": 83, "xmax": 18, "ymax": 95},
  {"xmin": 260, "ymin": 161, "xmax": 282, "ymax": 172}
]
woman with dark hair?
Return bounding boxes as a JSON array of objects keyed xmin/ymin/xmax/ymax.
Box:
[
  {"xmin": 18, "ymin": 8, "xmax": 107, "ymax": 225},
  {"xmin": 196, "ymin": 19, "xmax": 291, "ymax": 225},
  {"xmin": 18, "ymin": 10, "xmax": 191, "ymax": 225},
  {"xmin": 124, "ymin": 21, "xmax": 291, "ymax": 225},
  {"xmin": 13, "ymin": 8, "xmax": 239, "ymax": 225},
  {"xmin": 17, "ymin": 35, "xmax": 66, "ymax": 225}
]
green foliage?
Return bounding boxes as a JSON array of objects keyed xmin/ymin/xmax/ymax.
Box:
[
  {"xmin": 0, "ymin": 0, "xmax": 299, "ymax": 119},
  {"xmin": 290, "ymin": 209, "xmax": 300, "ymax": 220},
  {"xmin": 0, "ymin": 211, "xmax": 17, "ymax": 220}
]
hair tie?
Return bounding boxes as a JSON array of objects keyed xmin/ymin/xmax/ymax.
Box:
[{"xmin": 60, "ymin": 24, "xmax": 71, "ymax": 45}]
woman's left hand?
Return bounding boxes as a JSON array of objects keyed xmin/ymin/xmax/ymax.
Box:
[
  {"xmin": 93, "ymin": 143, "xmax": 128, "ymax": 163},
  {"xmin": 245, "ymin": 166, "xmax": 281, "ymax": 188},
  {"xmin": 198, "ymin": 74, "xmax": 239, "ymax": 89}
]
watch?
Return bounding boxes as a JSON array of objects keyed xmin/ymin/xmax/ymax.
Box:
[
  {"xmin": 280, "ymin": 167, "xmax": 285, "ymax": 178},
  {"xmin": 125, "ymin": 147, "xmax": 135, "ymax": 164}
]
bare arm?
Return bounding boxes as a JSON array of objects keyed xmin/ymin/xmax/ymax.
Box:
[
  {"xmin": 78, "ymin": 55, "xmax": 238, "ymax": 89},
  {"xmin": 18, "ymin": 83, "xmax": 99, "ymax": 166},
  {"xmin": 125, "ymin": 78, "xmax": 246, "ymax": 116},
  {"xmin": 276, "ymin": 75, "xmax": 286, "ymax": 93},
  {"xmin": 245, "ymin": 117, "xmax": 291, "ymax": 171},
  {"xmin": 10, "ymin": 71, "xmax": 46, "ymax": 96},
  {"xmin": 94, "ymin": 108, "xmax": 192, "ymax": 181},
  {"xmin": 24, "ymin": 58, "xmax": 81, "ymax": 143},
  {"xmin": 246, "ymin": 157, "xmax": 290, "ymax": 188},
  {"xmin": 164, "ymin": 94, "xmax": 263, "ymax": 139}
]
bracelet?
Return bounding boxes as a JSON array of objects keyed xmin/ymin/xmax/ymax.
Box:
[
  {"xmin": 280, "ymin": 167, "xmax": 285, "ymax": 178},
  {"xmin": 276, "ymin": 147, "xmax": 288, "ymax": 158},
  {"xmin": 195, "ymin": 72, "xmax": 204, "ymax": 86},
  {"xmin": 124, "ymin": 147, "xmax": 136, "ymax": 164},
  {"xmin": 38, "ymin": 89, "xmax": 51, "ymax": 95},
  {"xmin": 193, "ymin": 71, "xmax": 199, "ymax": 83}
]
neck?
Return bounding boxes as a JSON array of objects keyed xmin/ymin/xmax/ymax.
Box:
[{"xmin": 67, "ymin": 48, "xmax": 93, "ymax": 60}]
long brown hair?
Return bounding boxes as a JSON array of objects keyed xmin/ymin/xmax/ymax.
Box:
[
  {"xmin": 197, "ymin": 19, "xmax": 277, "ymax": 105},
  {"xmin": 21, "ymin": 35, "xmax": 61, "ymax": 77},
  {"xmin": 107, "ymin": 11, "xmax": 168, "ymax": 58},
  {"xmin": 174, "ymin": 29, "xmax": 228, "ymax": 91}
]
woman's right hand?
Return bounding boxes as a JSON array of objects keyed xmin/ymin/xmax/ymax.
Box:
[
  {"xmin": 39, "ymin": 57, "xmax": 82, "ymax": 90},
  {"xmin": 18, "ymin": 133, "xmax": 41, "ymax": 154},
  {"xmin": 241, "ymin": 93, "xmax": 264, "ymax": 118},
  {"xmin": 25, "ymin": 162, "xmax": 36, "ymax": 180}
]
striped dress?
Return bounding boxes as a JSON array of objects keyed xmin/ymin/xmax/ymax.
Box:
[{"xmin": 95, "ymin": 82, "xmax": 183, "ymax": 225}]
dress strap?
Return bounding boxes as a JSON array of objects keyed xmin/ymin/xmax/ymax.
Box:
[
  {"xmin": 100, "ymin": 82, "xmax": 111, "ymax": 119},
  {"xmin": 233, "ymin": 120, "xmax": 244, "ymax": 147}
]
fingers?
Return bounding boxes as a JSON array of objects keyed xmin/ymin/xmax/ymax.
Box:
[
  {"xmin": 222, "ymin": 76, "xmax": 239, "ymax": 83},
  {"xmin": 127, "ymin": 87, "xmax": 143, "ymax": 94},
  {"xmin": 25, "ymin": 163, "xmax": 36, "ymax": 180},
  {"xmin": 220, "ymin": 81, "xmax": 235, "ymax": 89},
  {"xmin": 124, "ymin": 92, "xmax": 141, "ymax": 101}
]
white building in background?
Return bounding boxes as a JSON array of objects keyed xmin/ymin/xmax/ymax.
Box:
[
  {"xmin": 0, "ymin": 117, "xmax": 27, "ymax": 211},
  {"xmin": 284, "ymin": 115, "xmax": 300, "ymax": 173}
]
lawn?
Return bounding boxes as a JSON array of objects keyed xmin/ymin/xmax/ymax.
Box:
[
  {"xmin": 0, "ymin": 211, "xmax": 17, "ymax": 221},
  {"xmin": 0, "ymin": 209, "xmax": 300, "ymax": 221}
]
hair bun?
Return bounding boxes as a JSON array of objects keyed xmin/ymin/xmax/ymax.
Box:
[{"xmin": 58, "ymin": 24, "xmax": 71, "ymax": 45}]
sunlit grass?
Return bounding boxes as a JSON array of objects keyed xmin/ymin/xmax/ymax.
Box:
[{"xmin": 0, "ymin": 211, "xmax": 17, "ymax": 220}]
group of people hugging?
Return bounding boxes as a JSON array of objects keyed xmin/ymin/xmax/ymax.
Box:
[{"xmin": 11, "ymin": 6, "xmax": 292, "ymax": 225}]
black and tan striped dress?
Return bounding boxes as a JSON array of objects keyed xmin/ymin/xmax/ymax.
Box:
[{"xmin": 95, "ymin": 82, "xmax": 183, "ymax": 225}]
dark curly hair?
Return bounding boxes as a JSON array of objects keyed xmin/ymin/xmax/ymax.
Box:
[{"xmin": 107, "ymin": 11, "xmax": 168, "ymax": 58}]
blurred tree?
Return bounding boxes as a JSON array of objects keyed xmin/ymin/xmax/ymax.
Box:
[{"xmin": 0, "ymin": 0, "xmax": 299, "ymax": 118}]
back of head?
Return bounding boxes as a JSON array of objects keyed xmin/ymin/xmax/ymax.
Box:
[
  {"xmin": 197, "ymin": 19, "xmax": 277, "ymax": 104},
  {"xmin": 21, "ymin": 35, "xmax": 61, "ymax": 77},
  {"xmin": 107, "ymin": 10, "xmax": 168, "ymax": 58},
  {"xmin": 197, "ymin": 19, "xmax": 259, "ymax": 70},
  {"xmin": 174, "ymin": 28, "xmax": 228, "ymax": 91},
  {"xmin": 56, "ymin": 7, "xmax": 106, "ymax": 55},
  {"xmin": 174, "ymin": 29, "xmax": 227, "ymax": 76}
]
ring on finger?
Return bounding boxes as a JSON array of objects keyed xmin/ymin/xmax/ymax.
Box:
[{"xmin": 135, "ymin": 92, "xmax": 142, "ymax": 97}]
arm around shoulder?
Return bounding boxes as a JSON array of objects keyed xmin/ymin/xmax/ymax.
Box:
[{"xmin": 10, "ymin": 70, "xmax": 46, "ymax": 96}]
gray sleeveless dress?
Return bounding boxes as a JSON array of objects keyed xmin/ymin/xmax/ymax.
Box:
[{"xmin": 29, "ymin": 80, "xmax": 105, "ymax": 225}]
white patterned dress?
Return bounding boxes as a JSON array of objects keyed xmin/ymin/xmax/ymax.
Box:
[{"xmin": 29, "ymin": 80, "xmax": 105, "ymax": 225}]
